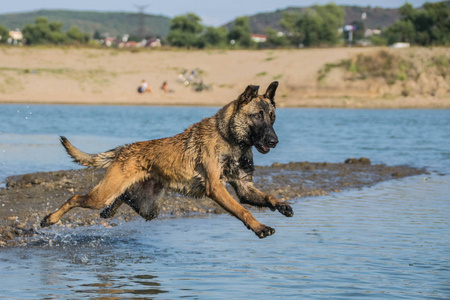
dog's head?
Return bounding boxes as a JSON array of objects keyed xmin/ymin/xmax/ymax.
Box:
[{"xmin": 231, "ymin": 81, "xmax": 279, "ymax": 154}]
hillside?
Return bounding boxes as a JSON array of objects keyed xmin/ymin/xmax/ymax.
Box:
[
  {"xmin": 0, "ymin": 9, "xmax": 171, "ymax": 38},
  {"xmin": 244, "ymin": 1, "xmax": 450, "ymax": 34},
  {"xmin": 227, "ymin": 5, "xmax": 400, "ymax": 34}
]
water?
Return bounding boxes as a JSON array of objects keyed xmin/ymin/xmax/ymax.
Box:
[{"xmin": 0, "ymin": 105, "xmax": 449, "ymax": 299}]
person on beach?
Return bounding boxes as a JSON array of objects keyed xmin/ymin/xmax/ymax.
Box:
[
  {"xmin": 161, "ymin": 81, "xmax": 175, "ymax": 93},
  {"xmin": 161, "ymin": 81, "xmax": 169, "ymax": 93},
  {"xmin": 138, "ymin": 80, "xmax": 152, "ymax": 93}
]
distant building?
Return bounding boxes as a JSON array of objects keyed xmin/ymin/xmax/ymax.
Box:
[
  {"xmin": 364, "ymin": 29, "xmax": 382, "ymax": 37},
  {"xmin": 8, "ymin": 30, "xmax": 23, "ymax": 45},
  {"xmin": 103, "ymin": 37, "xmax": 115, "ymax": 47},
  {"xmin": 118, "ymin": 41, "xmax": 137, "ymax": 48},
  {"xmin": 147, "ymin": 38, "xmax": 161, "ymax": 47},
  {"xmin": 251, "ymin": 34, "xmax": 267, "ymax": 43}
]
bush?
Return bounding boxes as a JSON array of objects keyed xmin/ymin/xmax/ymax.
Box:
[
  {"xmin": 22, "ymin": 17, "xmax": 89, "ymax": 45},
  {"xmin": 318, "ymin": 50, "xmax": 416, "ymax": 85},
  {"xmin": 0, "ymin": 25, "xmax": 9, "ymax": 44}
]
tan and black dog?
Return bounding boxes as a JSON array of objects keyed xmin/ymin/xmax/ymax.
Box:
[{"xmin": 41, "ymin": 81, "xmax": 293, "ymax": 238}]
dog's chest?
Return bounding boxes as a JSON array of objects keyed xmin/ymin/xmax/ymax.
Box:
[{"xmin": 221, "ymin": 154, "xmax": 254, "ymax": 180}]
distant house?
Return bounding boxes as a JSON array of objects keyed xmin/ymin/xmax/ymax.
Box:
[
  {"xmin": 8, "ymin": 30, "xmax": 23, "ymax": 45},
  {"xmin": 118, "ymin": 41, "xmax": 137, "ymax": 48},
  {"xmin": 251, "ymin": 34, "xmax": 267, "ymax": 43},
  {"xmin": 364, "ymin": 29, "xmax": 382, "ymax": 37},
  {"xmin": 147, "ymin": 38, "xmax": 161, "ymax": 47},
  {"xmin": 103, "ymin": 37, "xmax": 115, "ymax": 47}
]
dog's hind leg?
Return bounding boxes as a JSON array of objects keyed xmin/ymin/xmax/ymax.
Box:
[
  {"xmin": 99, "ymin": 196, "xmax": 125, "ymax": 219},
  {"xmin": 41, "ymin": 164, "xmax": 145, "ymax": 227},
  {"xmin": 100, "ymin": 180, "xmax": 164, "ymax": 221}
]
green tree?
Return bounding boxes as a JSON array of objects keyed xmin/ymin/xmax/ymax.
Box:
[
  {"xmin": 384, "ymin": 20, "xmax": 416, "ymax": 44},
  {"xmin": 66, "ymin": 25, "xmax": 90, "ymax": 43},
  {"xmin": 423, "ymin": 2, "xmax": 450, "ymax": 45},
  {"xmin": 265, "ymin": 27, "xmax": 290, "ymax": 47},
  {"xmin": 22, "ymin": 17, "xmax": 68, "ymax": 45},
  {"xmin": 199, "ymin": 26, "xmax": 228, "ymax": 48},
  {"xmin": 228, "ymin": 17, "xmax": 254, "ymax": 48},
  {"xmin": 280, "ymin": 3, "xmax": 345, "ymax": 47},
  {"xmin": 166, "ymin": 13, "xmax": 204, "ymax": 48},
  {"xmin": 310, "ymin": 3, "xmax": 345, "ymax": 46},
  {"xmin": 280, "ymin": 12, "xmax": 303, "ymax": 46},
  {"xmin": 384, "ymin": 2, "xmax": 450, "ymax": 46},
  {"xmin": 297, "ymin": 9, "xmax": 321, "ymax": 47},
  {"xmin": 93, "ymin": 30, "xmax": 102, "ymax": 40},
  {"xmin": 0, "ymin": 25, "xmax": 9, "ymax": 44}
]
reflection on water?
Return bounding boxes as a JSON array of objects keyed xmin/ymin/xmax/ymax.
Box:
[{"xmin": 1, "ymin": 176, "xmax": 448, "ymax": 299}]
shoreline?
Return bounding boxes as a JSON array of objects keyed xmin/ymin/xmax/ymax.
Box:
[
  {"xmin": 1, "ymin": 97, "xmax": 449, "ymax": 109},
  {"xmin": 0, "ymin": 160, "xmax": 428, "ymax": 247}
]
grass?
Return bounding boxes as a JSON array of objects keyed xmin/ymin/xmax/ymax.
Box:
[
  {"xmin": 317, "ymin": 60, "xmax": 349, "ymax": 82},
  {"xmin": 0, "ymin": 75, "xmax": 23, "ymax": 93},
  {"xmin": 316, "ymin": 49, "xmax": 450, "ymax": 98},
  {"xmin": 429, "ymin": 54, "xmax": 450, "ymax": 78},
  {"xmin": 0, "ymin": 66, "xmax": 71, "ymax": 74},
  {"xmin": 0, "ymin": 65, "xmax": 117, "ymax": 93},
  {"xmin": 317, "ymin": 50, "xmax": 416, "ymax": 85}
]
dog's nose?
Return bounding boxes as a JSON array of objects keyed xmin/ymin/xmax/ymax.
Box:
[{"xmin": 267, "ymin": 136, "xmax": 278, "ymax": 148}]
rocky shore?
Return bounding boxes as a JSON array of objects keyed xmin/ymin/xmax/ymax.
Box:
[{"xmin": 0, "ymin": 159, "xmax": 427, "ymax": 247}]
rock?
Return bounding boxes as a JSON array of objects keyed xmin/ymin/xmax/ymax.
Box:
[
  {"xmin": 359, "ymin": 157, "xmax": 371, "ymax": 165},
  {"xmin": 345, "ymin": 158, "xmax": 359, "ymax": 164},
  {"xmin": 6, "ymin": 180, "xmax": 16, "ymax": 189},
  {"xmin": 345, "ymin": 157, "xmax": 371, "ymax": 165}
]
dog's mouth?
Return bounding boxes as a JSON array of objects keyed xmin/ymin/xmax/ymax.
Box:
[{"xmin": 255, "ymin": 143, "xmax": 271, "ymax": 154}]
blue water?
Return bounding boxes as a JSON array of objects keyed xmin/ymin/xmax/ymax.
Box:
[{"xmin": 0, "ymin": 105, "xmax": 449, "ymax": 299}]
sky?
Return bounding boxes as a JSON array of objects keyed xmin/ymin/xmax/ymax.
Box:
[{"xmin": 0, "ymin": 0, "xmax": 444, "ymax": 26}]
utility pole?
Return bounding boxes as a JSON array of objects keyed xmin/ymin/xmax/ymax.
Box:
[{"xmin": 135, "ymin": 4, "xmax": 149, "ymax": 40}]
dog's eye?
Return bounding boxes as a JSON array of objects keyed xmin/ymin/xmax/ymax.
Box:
[
  {"xmin": 253, "ymin": 111, "xmax": 263, "ymax": 120},
  {"xmin": 270, "ymin": 113, "xmax": 276, "ymax": 123}
]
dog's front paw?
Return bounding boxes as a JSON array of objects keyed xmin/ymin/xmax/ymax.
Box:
[
  {"xmin": 254, "ymin": 225, "xmax": 275, "ymax": 239},
  {"xmin": 40, "ymin": 214, "xmax": 56, "ymax": 227},
  {"xmin": 276, "ymin": 202, "xmax": 294, "ymax": 217}
]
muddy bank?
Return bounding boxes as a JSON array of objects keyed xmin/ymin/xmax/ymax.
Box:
[{"xmin": 0, "ymin": 159, "xmax": 427, "ymax": 246}]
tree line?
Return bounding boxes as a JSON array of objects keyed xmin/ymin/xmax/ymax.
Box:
[
  {"xmin": 0, "ymin": 2, "xmax": 449, "ymax": 47},
  {"xmin": 383, "ymin": 2, "xmax": 450, "ymax": 46},
  {"xmin": 0, "ymin": 16, "xmax": 89, "ymax": 45}
]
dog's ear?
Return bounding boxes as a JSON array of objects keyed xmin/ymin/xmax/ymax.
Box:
[
  {"xmin": 238, "ymin": 85, "xmax": 259, "ymax": 107},
  {"xmin": 264, "ymin": 81, "xmax": 278, "ymax": 107}
]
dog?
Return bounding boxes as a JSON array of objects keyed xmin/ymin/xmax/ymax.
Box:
[{"xmin": 41, "ymin": 81, "xmax": 293, "ymax": 238}]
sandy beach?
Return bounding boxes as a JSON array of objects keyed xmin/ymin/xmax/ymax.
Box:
[{"xmin": 0, "ymin": 46, "xmax": 448, "ymax": 108}]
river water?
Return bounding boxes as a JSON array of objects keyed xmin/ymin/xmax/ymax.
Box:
[{"xmin": 0, "ymin": 105, "xmax": 449, "ymax": 299}]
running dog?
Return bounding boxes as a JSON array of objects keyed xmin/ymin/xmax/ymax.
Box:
[{"xmin": 41, "ymin": 81, "xmax": 293, "ymax": 238}]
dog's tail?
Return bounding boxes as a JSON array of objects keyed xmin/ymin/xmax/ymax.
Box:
[{"xmin": 60, "ymin": 136, "xmax": 120, "ymax": 168}]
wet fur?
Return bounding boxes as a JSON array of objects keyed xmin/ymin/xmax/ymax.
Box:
[{"xmin": 42, "ymin": 81, "xmax": 293, "ymax": 238}]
